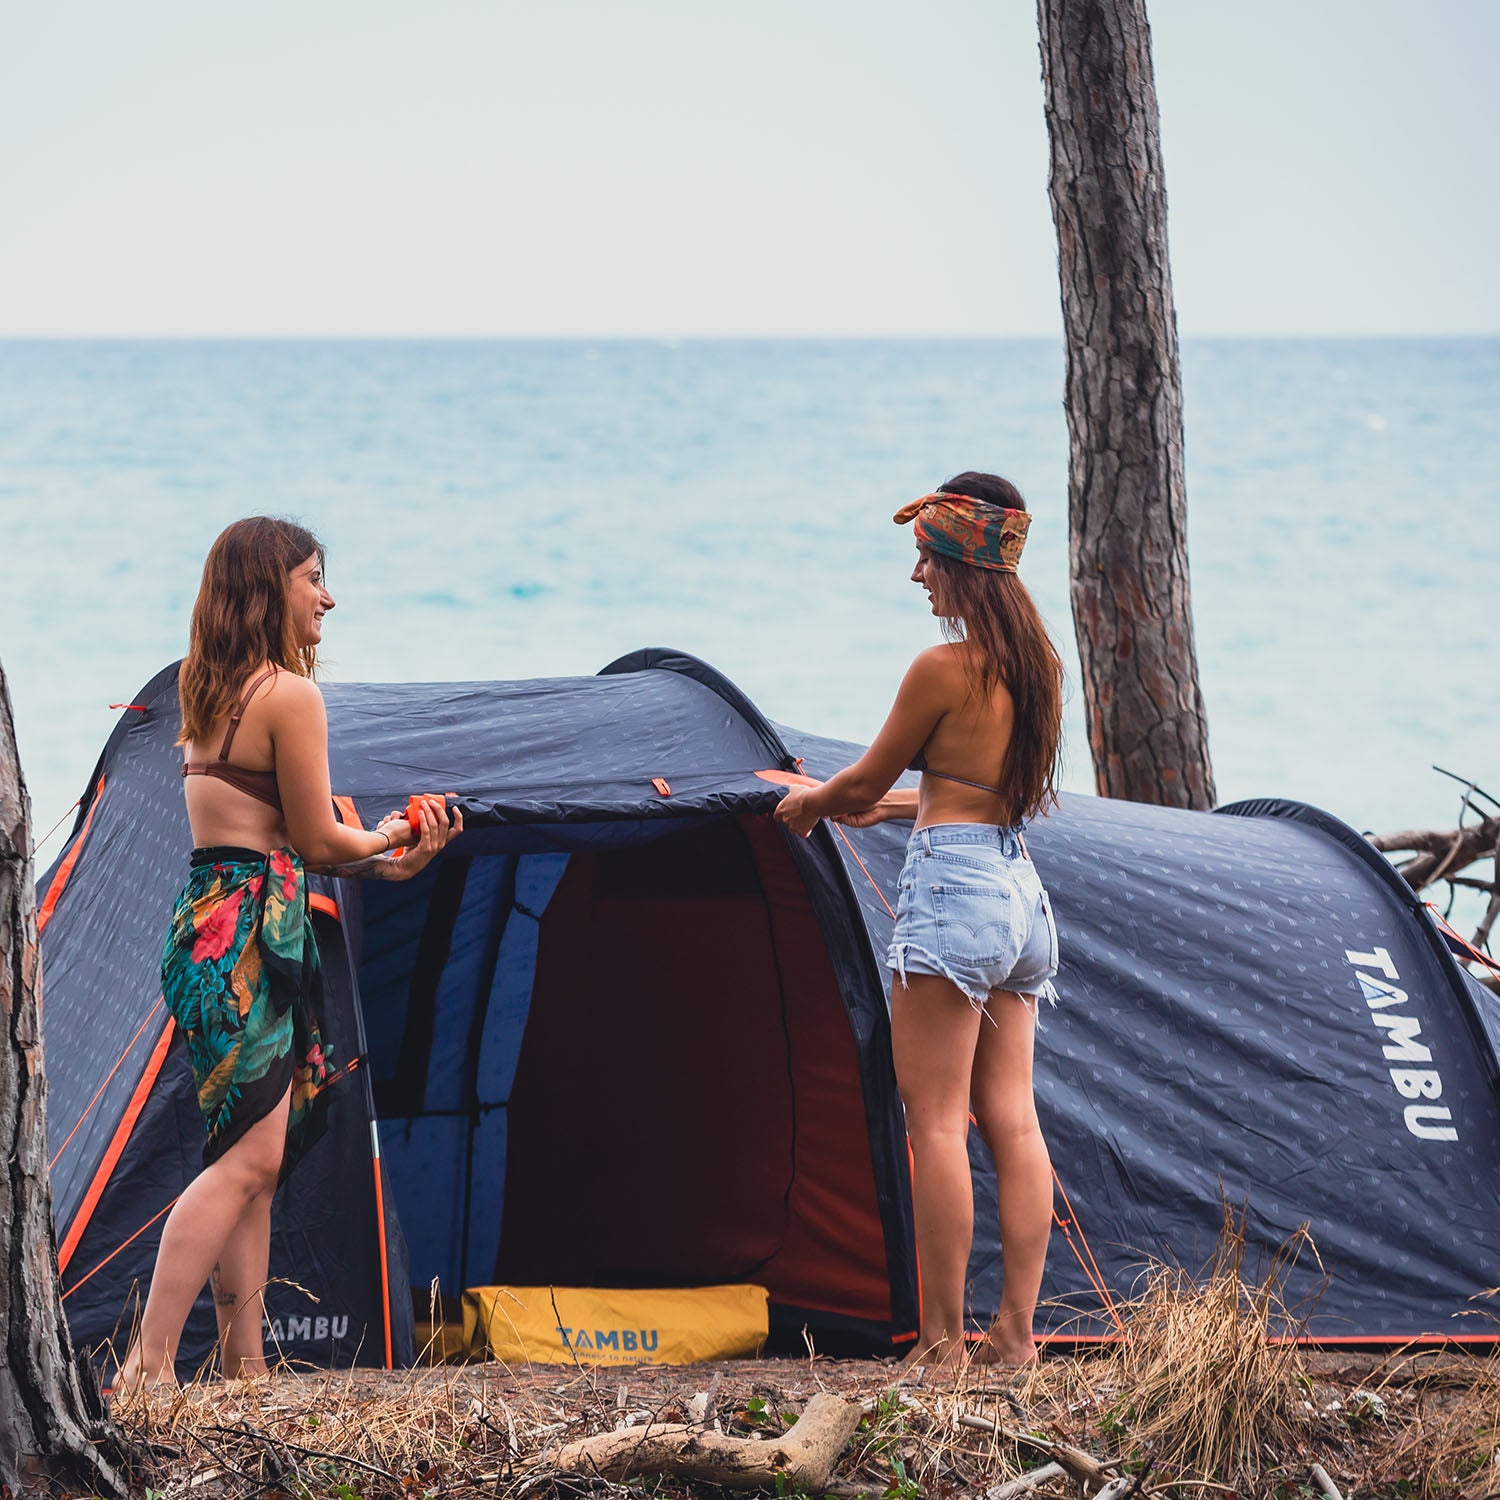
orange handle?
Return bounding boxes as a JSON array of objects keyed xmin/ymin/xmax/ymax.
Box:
[{"xmin": 405, "ymin": 794, "xmax": 444, "ymax": 832}]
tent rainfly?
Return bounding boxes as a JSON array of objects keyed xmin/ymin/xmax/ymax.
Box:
[{"xmin": 38, "ymin": 650, "xmax": 1500, "ymax": 1375}]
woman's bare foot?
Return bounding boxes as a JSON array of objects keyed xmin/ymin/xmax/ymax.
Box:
[
  {"xmin": 901, "ymin": 1334, "xmax": 968, "ymax": 1372},
  {"xmin": 973, "ymin": 1313, "xmax": 1037, "ymax": 1367},
  {"xmin": 111, "ymin": 1345, "xmax": 179, "ymax": 1397}
]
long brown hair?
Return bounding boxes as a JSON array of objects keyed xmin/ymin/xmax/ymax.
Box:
[
  {"xmin": 178, "ymin": 517, "xmax": 324, "ymax": 745},
  {"xmin": 925, "ymin": 472, "xmax": 1063, "ymax": 825}
]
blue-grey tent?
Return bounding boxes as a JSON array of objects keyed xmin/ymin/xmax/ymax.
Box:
[{"xmin": 38, "ymin": 650, "xmax": 1500, "ymax": 1375}]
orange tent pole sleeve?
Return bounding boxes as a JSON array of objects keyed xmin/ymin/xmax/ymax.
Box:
[
  {"xmin": 370, "ymin": 1121, "xmax": 393, "ymax": 1368},
  {"xmin": 58, "ymin": 1017, "xmax": 175, "ymax": 1276},
  {"xmin": 38, "ymin": 775, "xmax": 105, "ymax": 935}
]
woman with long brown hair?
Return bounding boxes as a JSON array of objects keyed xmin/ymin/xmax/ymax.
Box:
[
  {"xmin": 775, "ymin": 472, "xmax": 1063, "ymax": 1368},
  {"xmin": 116, "ymin": 516, "xmax": 462, "ymax": 1389}
]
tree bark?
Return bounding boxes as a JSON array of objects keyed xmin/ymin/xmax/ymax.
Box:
[
  {"xmin": 1037, "ymin": 0, "xmax": 1216, "ymax": 808},
  {"xmin": 0, "ymin": 658, "xmax": 125, "ymax": 1496}
]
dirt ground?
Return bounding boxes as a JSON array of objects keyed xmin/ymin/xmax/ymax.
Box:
[{"xmin": 107, "ymin": 1344, "xmax": 1500, "ymax": 1500}]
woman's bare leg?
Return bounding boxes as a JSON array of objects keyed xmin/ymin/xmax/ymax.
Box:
[
  {"xmin": 890, "ymin": 973, "xmax": 983, "ymax": 1366},
  {"xmin": 970, "ymin": 992, "xmax": 1051, "ymax": 1364},
  {"xmin": 212, "ymin": 1184, "xmax": 275, "ymax": 1376},
  {"xmin": 116, "ymin": 1086, "xmax": 290, "ymax": 1389}
]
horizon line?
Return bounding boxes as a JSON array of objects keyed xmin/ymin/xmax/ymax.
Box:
[{"xmin": 3, "ymin": 330, "xmax": 1498, "ymax": 343}]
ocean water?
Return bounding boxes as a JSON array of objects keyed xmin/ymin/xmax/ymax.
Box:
[{"xmin": 1, "ymin": 338, "xmax": 1495, "ymax": 892}]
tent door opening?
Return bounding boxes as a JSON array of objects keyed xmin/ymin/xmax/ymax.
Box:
[{"xmin": 358, "ymin": 815, "xmax": 895, "ymax": 1345}]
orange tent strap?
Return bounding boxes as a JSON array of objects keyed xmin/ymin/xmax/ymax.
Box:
[
  {"xmin": 58, "ymin": 1018, "xmax": 175, "ymax": 1276},
  {"xmin": 1050, "ymin": 1167, "xmax": 1124, "ymax": 1334},
  {"xmin": 830, "ymin": 824, "xmax": 898, "ymax": 921},
  {"xmin": 37, "ymin": 775, "xmax": 105, "ymax": 934},
  {"xmin": 50, "ymin": 997, "xmax": 164, "ymax": 1170},
  {"xmin": 62, "ymin": 1194, "xmax": 179, "ymax": 1303},
  {"xmin": 1424, "ymin": 902, "xmax": 1500, "ymax": 975}
]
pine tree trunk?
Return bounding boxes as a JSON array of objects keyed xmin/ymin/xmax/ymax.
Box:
[
  {"xmin": 1037, "ymin": 0, "xmax": 1216, "ymax": 808},
  {"xmin": 0, "ymin": 659, "xmax": 124, "ymax": 1496}
]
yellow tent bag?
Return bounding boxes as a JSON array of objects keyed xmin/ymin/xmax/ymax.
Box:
[{"xmin": 461, "ymin": 1284, "xmax": 768, "ymax": 1366}]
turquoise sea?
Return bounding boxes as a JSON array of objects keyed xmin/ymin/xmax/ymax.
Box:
[{"xmin": 1, "ymin": 338, "xmax": 1495, "ymax": 888}]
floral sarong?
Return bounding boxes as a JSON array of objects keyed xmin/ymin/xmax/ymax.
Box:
[{"xmin": 161, "ymin": 845, "xmax": 335, "ymax": 1174}]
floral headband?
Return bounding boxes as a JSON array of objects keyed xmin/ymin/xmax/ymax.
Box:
[{"xmin": 893, "ymin": 491, "xmax": 1030, "ymax": 573}]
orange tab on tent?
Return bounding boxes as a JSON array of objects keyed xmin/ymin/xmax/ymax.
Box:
[
  {"xmin": 331, "ymin": 795, "xmax": 364, "ymax": 830},
  {"xmin": 755, "ymin": 768, "xmax": 820, "ymax": 789},
  {"xmin": 652, "ymin": 778, "xmax": 671, "ymax": 797}
]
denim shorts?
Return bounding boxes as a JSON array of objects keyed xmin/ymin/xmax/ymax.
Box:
[{"xmin": 886, "ymin": 824, "xmax": 1060, "ymax": 1009}]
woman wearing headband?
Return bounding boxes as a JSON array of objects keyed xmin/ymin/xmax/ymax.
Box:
[{"xmin": 776, "ymin": 471, "xmax": 1063, "ymax": 1368}]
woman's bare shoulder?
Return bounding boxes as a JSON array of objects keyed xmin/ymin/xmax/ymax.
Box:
[
  {"xmin": 262, "ymin": 671, "xmax": 325, "ymax": 718},
  {"xmin": 907, "ymin": 642, "xmax": 968, "ymax": 686},
  {"xmin": 894, "ymin": 644, "xmax": 969, "ymax": 720}
]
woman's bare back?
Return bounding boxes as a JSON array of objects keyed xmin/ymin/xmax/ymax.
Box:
[
  {"xmin": 911, "ymin": 642, "xmax": 1018, "ymax": 830},
  {"xmin": 181, "ymin": 667, "xmax": 295, "ymax": 852}
]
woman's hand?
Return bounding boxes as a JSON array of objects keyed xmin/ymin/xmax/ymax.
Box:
[
  {"xmin": 832, "ymin": 788, "xmax": 919, "ymax": 828},
  {"xmin": 383, "ymin": 796, "xmax": 463, "ymax": 880},
  {"xmin": 306, "ymin": 798, "xmax": 463, "ymax": 882},
  {"xmin": 832, "ymin": 805, "xmax": 886, "ymax": 829},
  {"xmin": 774, "ymin": 784, "xmax": 823, "ymax": 839}
]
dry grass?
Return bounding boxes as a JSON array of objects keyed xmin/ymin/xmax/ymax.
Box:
[
  {"xmin": 1084, "ymin": 1200, "xmax": 1323, "ymax": 1491},
  {"xmin": 99, "ymin": 1234, "xmax": 1500, "ymax": 1500},
  {"xmin": 102, "ymin": 1343, "xmax": 1500, "ymax": 1500},
  {"xmin": 108, "ymin": 1359, "xmax": 599, "ymax": 1498},
  {"xmin": 1364, "ymin": 1341, "xmax": 1500, "ymax": 1499}
]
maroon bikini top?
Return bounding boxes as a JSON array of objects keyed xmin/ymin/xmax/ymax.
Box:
[{"xmin": 181, "ymin": 666, "xmax": 283, "ymax": 811}]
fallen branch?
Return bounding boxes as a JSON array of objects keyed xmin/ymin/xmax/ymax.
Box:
[
  {"xmin": 987, "ymin": 1460, "xmax": 1066, "ymax": 1498},
  {"xmin": 1370, "ymin": 773, "xmax": 1499, "ymax": 963},
  {"xmin": 1370, "ymin": 817, "xmax": 1498, "ymax": 891},
  {"xmin": 1310, "ymin": 1462, "xmax": 1344, "ymax": 1500},
  {"xmin": 549, "ymin": 1391, "xmax": 861, "ymax": 1491},
  {"xmin": 957, "ymin": 1412, "xmax": 1110, "ymax": 1488}
]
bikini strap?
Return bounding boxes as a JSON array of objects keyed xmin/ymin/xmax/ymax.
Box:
[{"xmin": 217, "ymin": 666, "xmax": 279, "ymax": 761}]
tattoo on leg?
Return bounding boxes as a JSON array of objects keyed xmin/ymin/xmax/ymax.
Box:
[{"xmin": 211, "ymin": 1265, "xmax": 238, "ymax": 1308}]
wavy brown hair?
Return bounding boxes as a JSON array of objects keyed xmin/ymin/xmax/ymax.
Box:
[
  {"xmin": 925, "ymin": 471, "xmax": 1064, "ymax": 826},
  {"xmin": 178, "ymin": 517, "xmax": 324, "ymax": 746}
]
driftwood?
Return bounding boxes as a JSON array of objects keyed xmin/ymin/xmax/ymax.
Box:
[
  {"xmin": 988, "ymin": 1462, "xmax": 1067, "ymax": 1499},
  {"xmin": 550, "ymin": 1390, "xmax": 860, "ymax": 1490},
  {"xmin": 1310, "ymin": 1462, "xmax": 1346, "ymax": 1500},
  {"xmin": 1369, "ymin": 772, "xmax": 1500, "ymax": 974}
]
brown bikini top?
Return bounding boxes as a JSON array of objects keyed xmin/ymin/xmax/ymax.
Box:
[
  {"xmin": 908, "ymin": 748, "xmax": 1005, "ymax": 796},
  {"xmin": 181, "ymin": 666, "xmax": 283, "ymax": 811}
]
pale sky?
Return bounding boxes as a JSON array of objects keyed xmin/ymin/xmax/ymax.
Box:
[{"xmin": 2, "ymin": 0, "xmax": 1497, "ymax": 337}]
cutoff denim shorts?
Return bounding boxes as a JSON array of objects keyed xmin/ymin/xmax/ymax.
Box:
[{"xmin": 886, "ymin": 824, "xmax": 1060, "ymax": 1009}]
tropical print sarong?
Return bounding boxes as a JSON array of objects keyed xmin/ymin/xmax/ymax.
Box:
[{"xmin": 161, "ymin": 845, "xmax": 335, "ymax": 1174}]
